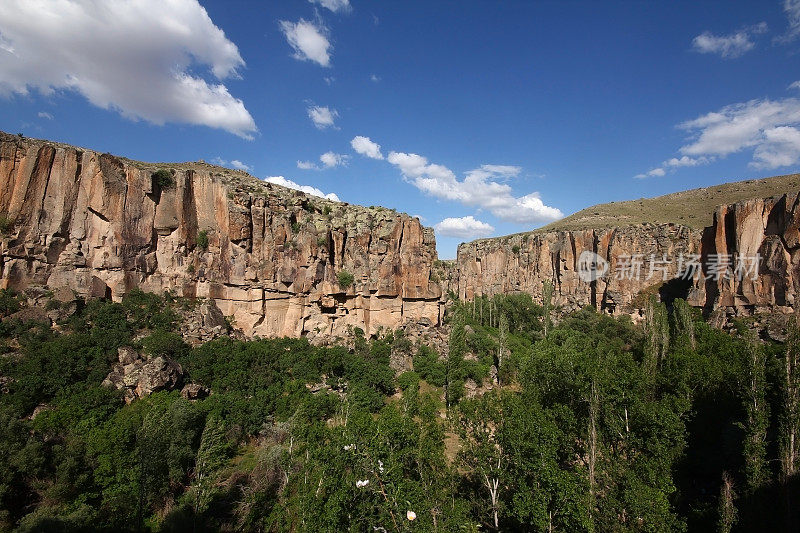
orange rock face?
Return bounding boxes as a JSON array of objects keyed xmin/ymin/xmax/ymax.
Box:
[
  {"xmin": 0, "ymin": 132, "xmax": 443, "ymax": 339},
  {"xmin": 450, "ymin": 193, "xmax": 800, "ymax": 322}
]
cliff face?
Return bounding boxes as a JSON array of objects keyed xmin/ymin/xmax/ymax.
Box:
[
  {"xmin": 0, "ymin": 133, "xmax": 442, "ymax": 338},
  {"xmin": 451, "ymin": 192, "xmax": 800, "ymax": 321}
]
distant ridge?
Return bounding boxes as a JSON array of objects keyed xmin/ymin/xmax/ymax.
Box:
[{"xmin": 536, "ymin": 173, "xmax": 800, "ymax": 233}]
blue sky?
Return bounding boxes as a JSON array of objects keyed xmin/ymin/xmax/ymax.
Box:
[{"xmin": 1, "ymin": 1, "xmax": 799, "ymax": 258}]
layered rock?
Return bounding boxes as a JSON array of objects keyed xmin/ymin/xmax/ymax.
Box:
[
  {"xmin": 451, "ymin": 192, "xmax": 800, "ymax": 321},
  {"xmin": 0, "ymin": 132, "xmax": 442, "ymax": 338}
]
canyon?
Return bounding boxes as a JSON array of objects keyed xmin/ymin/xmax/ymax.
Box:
[{"xmin": 1, "ymin": 131, "xmax": 799, "ymax": 339}]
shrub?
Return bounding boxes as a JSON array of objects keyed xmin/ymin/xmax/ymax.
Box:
[
  {"xmin": 291, "ymin": 222, "xmax": 301, "ymax": 234},
  {"xmin": 317, "ymin": 235, "xmax": 328, "ymax": 247},
  {"xmin": 0, "ymin": 215, "xmax": 14, "ymax": 234},
  {"xmin": 337, "ymin": 270, "xmax": 354, "ymax": 290},
  {"xmin": 322, "ymin": 205, "xmax": 332, "ymax": 216},
  {"xmin": 511, "ymin": 245, "xmax": 521, "ymax": 255},
  {"xmin": 396, "ymin": 371, "xmax": 420, "ymax": 391},
  {"xmin": 152, "ymin": 169, "xmax": 175, "ymax": 189},
  {"xmin": 0, "ymin": 289, "xmax": 22, "ymax": 316},
  {"xmin": 196, "ymin": 230, "xmax": 209, "ymax": 251},
  {"xmin": 142, "ymin": 330, "xmax": 190, "ymax": 360}
]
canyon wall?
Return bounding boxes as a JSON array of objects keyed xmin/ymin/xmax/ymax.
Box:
[
  {"xmin": 451, "ymin": 192, "xmax": 800, "ymax": 322},
  {"xmin": 0, "ymin": 132, "xmax": 442, "ymax": 339}
]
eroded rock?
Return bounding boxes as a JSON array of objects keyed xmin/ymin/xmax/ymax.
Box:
[
  {"xmin": 103, "ymin": 346, "xmax": 183, "ymax": 403},
  {"xmin": 0, "ymin": 132, "xmax": 444, "ymax": 339}
]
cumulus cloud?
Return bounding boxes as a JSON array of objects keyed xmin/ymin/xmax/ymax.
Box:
[
  {"xmin": 309, "ymin": 0, "xmax": 351, "ymax": 13},
  {"xmin": 753, "ymin": 126, "xmax": 800, "ymax": 168},
  {"xmin": 279, "ymin": 19, "xmax": 331, "ymax": 67},
  {"xmin": 37, "ymin": 111, "xmax": 52, "ymax": 120},
  {"xmin": 297, "ymin": 151, "xmax": 349, "ymax": 170},
  {"xmin": 297, "ymin": 160, "xmax": 318, "ymax": 170},
  {"xmin": 307, "ymin": 105, "xmax": 338, "ymax": 129},
  {"xmin": 679, "ymin": 98, "xmax": 800, "ymax": 163},
  {"xmin": 210, "ymin": 157, "xmax": 252, "ymax": 172},
  {"xmin": 434, "ymin": 216, "xmax": 495, "ymax": 239},
  {"xmin": 692, "ymin": 23, "xmax": 767, "ymax": 58},
  {"xmin": 634, "ymin": 156, "xmax": 710, "ymax": 179},
  {"xmin": 635, "ymin": 97, "xmax": 800, "ymax": 176},
  {"xmin": 0, "ymin": 0, "xmax": 256, "ymax": 138},
  {"xmin": 230, "ymin": 160, "xmax": 252, "ymax": 172},
  {"xmin": 387, "ymin": 153, "xmax": 563, "ymax": 224},
  {"xmin": 351, "ymin": 135, "xmax": 384, "ymax": 159},
  {"xmin": 264, "ymin": 176, "xmax": 340, "ymax": 201},
  {"xmin": 320, "ymin": 151, "xmax": 348, "ymax": 168}
]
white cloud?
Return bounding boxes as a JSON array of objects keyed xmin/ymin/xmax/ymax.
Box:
[
  {"xmin": 37, "ymin": 111, "xmax": 52, "ymax": 120},
  {"xmin": 230, "ymin": 160, "xmax": 252, "ymax": 172},
  {"xmin": 635, "ymin": 97, "xmax": 800, "ymax": 176},
  {"xmin": 692, "ymin": 23, "xmax": 767, "ymax": 58},
  {"xmin": 753, "ymin": 126, "xmax": 800, "ymax": 168},
  {"xmin": 297, "ymin": 151, "xmax": 349, "ymax": 170},
  {"xmin": 0, "ymin": 0, "xmax": 256, "ymax": 138},
  {"xmin": 370, "ymin": 74, "xmax": 380, "ymax": 83},
  {"xmin": 320, "ymin": 151, "xmax": 348, "ymax": 168},
  {"xmin": 790, "ymin": 80, "xmax": 800, "ymax": 91},
  {"xmin": 307, "ymin": 105, "xmax": 338, "ymax": 129},
  {"xmin": 309, "ymin": 0, "xmax": 351, "ymax": 13},
  {"xmin": 279, "ymin": 19, "xmax": 331, "ymax": 67},
  {"xmin": 434, "ymin": 216, "xmax": 495, "ymax": 239},
  {"xmin": 779, "ymin": 0, "xmax": 800, "ymax": 42},
  {"xmin": 679, "ymin": 98, "xmax": 800, "ymax": 160},
  {"xmin": 387, "ymin": 152, "xmax": 563, "ymax": 224},
  {"xmin": 351, "ymin": 135, "xmax": 384, "ymax": 159},
  {"xmin": 210, "ymin": 157, "xmax": 252, "ymax": 172},
  {"xmin": 663, "ymin": 155, "xmax": 708, "ymax": 167},
  {"xmin": 634, "ymin": 156, "xmax": 710, "ymax": 179},
  {"xmin": 264, "ymin": 176, "xmax": 340, "ymax": 202}
]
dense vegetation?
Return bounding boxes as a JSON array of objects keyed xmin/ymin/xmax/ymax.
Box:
[{"xmin": 0, "ymin": 288, "xmax": 799, "ymax": 532}]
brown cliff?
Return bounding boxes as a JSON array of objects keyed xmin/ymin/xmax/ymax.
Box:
[
  {"xmin": 451, "ymin": 191, "xmax": 800, "ymax": 323},
  {"xmin": 0, "ymin": 132, "xmax": 442, "ymax": 339}
]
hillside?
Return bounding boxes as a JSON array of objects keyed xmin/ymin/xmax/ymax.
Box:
[{"xmin": 537, "ymin": 173, "xmax": 800, "ymax": 233}]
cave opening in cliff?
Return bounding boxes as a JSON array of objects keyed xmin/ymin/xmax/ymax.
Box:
[{"xmin": 659, "ymin": 276, "xmax": 692, "ymax": 309}]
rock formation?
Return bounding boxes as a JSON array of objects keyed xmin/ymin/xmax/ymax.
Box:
[
  {"xmin": 450, "ymin": 191, "xmax": 800, "ymax": 323},
  {"xmin": 0, "ymin": 132, "xmax": 442, "ymax": 338},
  {"xmin": 102, "ymin": 346, "xmax": 183, "ymax": 403},
  {"xmin": 3, "ymin": 130, "xmax": 799, "ymax": 337}
]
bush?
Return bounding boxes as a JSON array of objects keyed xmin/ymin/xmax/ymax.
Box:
[
  {"xmin": 291, "ymin": 222, "xmax": 301, "ymax": 234},
  {"xmin": 0, "ymin": 215, "xmax": 15, "ymax": 234},
  {"xmin": 337, "ymin": 270, "xmax": 354, "ymax": 290},
  {"xmin": 152, "ymin": 169, "xmax": 175, "ymax": 189},
  {"xmin": 511, "ymin": 245, "xmax": 521, "ymax": 255},
  {"xmin": 141, "ymin": 330, "xmax": 190, "ymax": 360},
  {"xmin": 196, "ymin": 230, "xmax": 209, "ymax": 251},
  {"xmin": 0, "ymin": 289, "xmax": 23, "ymax": 317}
]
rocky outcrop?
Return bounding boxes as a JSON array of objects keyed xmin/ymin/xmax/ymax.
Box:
[
  {"xmin": 451, "ymin": 192, "xmax": 800, "ymax": 321},
  {"xmin": 102, "ymin": 346, "xmax": 183, "ymax": 403},
  {"xmin": 0, "ymin": 132, "xmax": 443, "ymax": 338}
]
